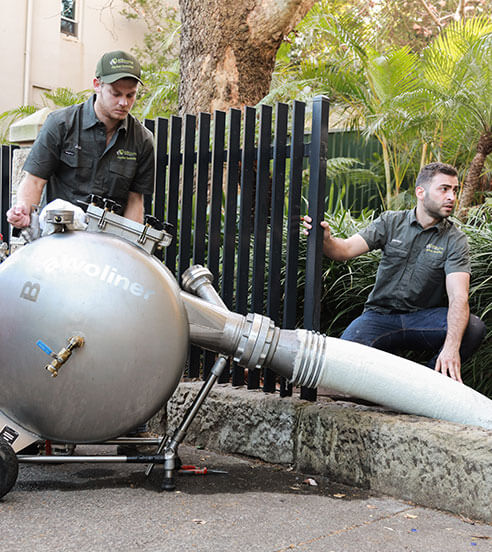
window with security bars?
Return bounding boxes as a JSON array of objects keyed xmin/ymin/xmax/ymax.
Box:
[{"xmin": 60, "ymin": 0, "xmax": 77, "ymax": 37}]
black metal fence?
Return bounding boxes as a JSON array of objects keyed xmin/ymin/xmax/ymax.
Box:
[{"xmin": 0, "ymin": 96, "xmax": 332, "ymax": 401}]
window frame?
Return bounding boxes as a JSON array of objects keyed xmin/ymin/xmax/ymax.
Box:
[{"xmin": 60, "ymin": 0, "xmax": 78, "ymax": 37}]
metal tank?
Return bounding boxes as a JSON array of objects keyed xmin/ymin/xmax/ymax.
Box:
[{"xmin": 0, "ymin": 214, "xmax": 188, "ymax": 443}]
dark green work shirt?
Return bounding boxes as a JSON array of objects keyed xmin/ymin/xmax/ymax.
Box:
[
  {"xmin": 23, "ymin": 95, "xmax": 155, "ymax": 212},
  {"xmin": 358, "ymin": 209, "xmax": 470, "ymax": 314}
]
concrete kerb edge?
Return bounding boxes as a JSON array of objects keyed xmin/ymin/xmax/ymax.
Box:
[{"xmin": 160, "ymin": 381, "xmax": 492, "ymax": 523}]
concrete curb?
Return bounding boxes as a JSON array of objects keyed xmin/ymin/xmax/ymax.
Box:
[{"xmin": 161, "ymin": 382, "xmax": 492, "ymax": 523}]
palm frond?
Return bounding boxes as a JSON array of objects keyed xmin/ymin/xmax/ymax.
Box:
[{"xmin": 43, "ymin": 88, "xmax": 91, "ymax": 107}]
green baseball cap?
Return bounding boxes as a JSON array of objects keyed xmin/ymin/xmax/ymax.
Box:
[{"xmin": 95, "ymin": 50, "xmax": 143, "ymax": 85}]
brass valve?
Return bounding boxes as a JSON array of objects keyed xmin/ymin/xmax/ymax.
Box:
[{"xmin": 45, "ymin": 336, "xmax": 85, "ymax": 377}]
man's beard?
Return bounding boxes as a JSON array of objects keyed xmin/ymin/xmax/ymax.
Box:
[{"xmin": 423, "ymin": 198, "xmax": 453, "ymax": 221}]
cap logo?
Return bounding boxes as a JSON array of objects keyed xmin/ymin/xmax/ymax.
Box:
[{"xmin": 110, "ymin": 57, "xmax": 134, "ymax": 69}]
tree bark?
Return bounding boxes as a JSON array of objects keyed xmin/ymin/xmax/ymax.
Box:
[
  {"xmin": 457, "ymin": 130, "xmax": 492, "ymax": 218},
  {"xmin": 178, "ymin": 0, "xmax": 318, "ymax": 115}
]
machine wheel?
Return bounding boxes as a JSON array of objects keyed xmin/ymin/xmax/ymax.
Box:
[{"xmin": 0, "ymin": 439, "xmax": 19, "ymax": 499}]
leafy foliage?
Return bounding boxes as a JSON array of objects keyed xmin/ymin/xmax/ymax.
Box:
[
  {"xmin": 120, "ymin": 0, "xmax": 180, "ymax": 119},
  {"xmin": 421, "ymin": 19, "xmax": 492, "ymax": 150},
  {"xmin": 0, "ymin": 106, "xmax": 38, "ymax": 144},
  {"xmin": 43, "ymin": 88, "xmax": 92, "ymax": 108},
  {"xmin": 270, "ymin": 9, "xmax": 492, "ymax": 212},
  {"xmin": 0, "ymin": 88, "xmax": 91, "ymax": 144},
  {"xmin": 460, "ymin": 199, "xmax": 492, "ymax": 395}
]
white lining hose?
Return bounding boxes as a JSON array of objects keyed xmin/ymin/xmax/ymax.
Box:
[{"xmin": 287, "ymin": 330, "xmax": 492, "ymax": 430}]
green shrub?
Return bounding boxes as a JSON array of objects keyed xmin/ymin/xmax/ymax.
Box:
[{"xmin": 460, "ymin": 201, "xmax": 492, "ymax": 397}]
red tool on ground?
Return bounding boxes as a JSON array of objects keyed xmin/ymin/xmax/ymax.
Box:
[{"xmin": 178, "ymin": 464, "xmax": 228, "ymax": 475}]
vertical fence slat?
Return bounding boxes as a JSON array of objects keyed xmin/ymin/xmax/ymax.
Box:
[
  {"xmin": 206, "ymin": 110, "xmax": 227, "ymax": 380},
  {"xmin": 220, "ymin": 109, "xmax": 242, "ymax": 386},
  {"xmin": 190, "ymin": 113, "xmax": 211, "ymax": 379},
  {"xmin": 153, "ymin": 117, "xmax": 168, "ymax": 262},
  {"xmin": 280, "ymin": 101, "xmax": 306, "ymax": 397},
  {"xmin": 207, "ymin": 111, "xmax": 226, "ymax": 285},
  {"xmin": 178, "ymin": 114, "xmax": 196, "ymax": 279},
  {"xmin": 221, "ymin": 108, "xmax": 241, "ymax": 311},
  {"xmin": 179, "ymin": 114, "xmax": 198, "ymax": 377},
  {"xmin": 222, "ymin": 108, "xmax": 242, "ymax": 385},
  {"xmin": 236, "ymin": 106, "xmax": 257, "ymax": 315},
  {"xmin": 302, "ymin": 95, "xmax": 330, "ymax": 401},
  {"xmin": 165, "ymin": 115, "xmax": 182, "ymax": 275},
  {"xmin": 264, "ymin": 102, "xmax": 289, "ymax": 393},
  {"xmin": 249, "ymin": 104, "xmax": 272, "ymax": 389},
  {"xmin": 283, "ymin": 101, "xmax": 306, "ymax": 330},
  {"xmin": 251, "ymin": 104, "xmax": 272, "ymax": 315},
  {"xmin": 267, "ymin": 103, "xmax": 289, "ymax": 322},
  {"xmin": 232, "ymin": 106, "xmax": 257, "ymax": 387},
  {"xmin": 193, "ymin": 113, "xmax": 211, "ymax": 266},
  {"xmin": 154, "ymin": 117, "xmax": 169, "ymax": 223},
  {"xmin": 144, "ymin": 119, "xmax": 156, "ymax": 215}
]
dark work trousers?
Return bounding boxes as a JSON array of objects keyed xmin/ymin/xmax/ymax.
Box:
[{"xmin": 341, "ymin": 307, "xmax": 486, "ymax": 368}]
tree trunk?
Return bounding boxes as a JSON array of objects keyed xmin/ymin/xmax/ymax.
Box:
[
  {"xmin": 457, "ymin": 130, "xmax": 492, "ymax": 218},
  {"xmin": 178, "ymin": 0, "xmax": 318, "ymax": 115}
]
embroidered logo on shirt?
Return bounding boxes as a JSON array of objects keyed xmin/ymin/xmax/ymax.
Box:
[
  {"xmin": 425, "ymin": 244, "xmax": 444, "ymax": 255},
  {"xmin": 116, "ymin": 149, "xmax": 137, "ymax": 161}
]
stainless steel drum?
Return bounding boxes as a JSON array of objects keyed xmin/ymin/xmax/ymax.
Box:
[{"xmin": 0, "ymin": 230, "xmax": 189, "ymax": 442}]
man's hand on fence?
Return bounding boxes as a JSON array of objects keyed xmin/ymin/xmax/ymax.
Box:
[
  {"xmin": 301, "ymin": 215, "xmax": 368, "ymax": 261},
  {"xmin": 301, "ymin": 215, "xmax": 332, "ymax": 240}
]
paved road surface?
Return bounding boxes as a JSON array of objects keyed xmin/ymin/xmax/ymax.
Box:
[{"xmin": 1, "ymin": 444, "xmax": 490, "ymax": 551}]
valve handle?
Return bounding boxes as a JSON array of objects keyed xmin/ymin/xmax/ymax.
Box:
[
  {"xmin": 163, "ymin": 222, "xmax": 174, "ymax": 234},
  {"xmin": 144, "ymin": 215, "xmax": 164, "ymax": 231},
  {"xmin": 89, "ymin": 194, "xmax": 104, "ymax": 208},
  {"xmin": 102, "ymin": 199, "xmax": 117, "ymax": 211}
]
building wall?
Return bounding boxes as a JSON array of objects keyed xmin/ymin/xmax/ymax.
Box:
[{"xmin": 0, "ymin": 0, "xmax": 149, "ymax": 113}]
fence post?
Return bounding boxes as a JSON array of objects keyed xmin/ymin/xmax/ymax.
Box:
[
  {"xmin": 302, "ymin": 95, "xmax": 330, "ymax": 401},
  {"xmin": 144, "ymin": 119, "xmax": 155, "ymax": 216},
  {"xmin": 178, "ymin": 114, "xmax": 196, "ymax": 279},
  {"xmin": 193, "ymin": 112, "xmax": 211, "ymax": 266},
  {"xmin": 249, "ymin": 104, "xmax": 273, "ymax": 389},
  {"xmin": 264, "ymin": 101, "xmax": 288, "ymax": 393},
  {"xmin": 207, "ymin": 110, "xmax": 227, "ymax": 381},
  {"xmin": 221, "ymin": 108, "xmax": 241, "ymax": 311},
  {"xmin": 165, "ymin": 115, "xmax": 182, "ymax": 275},
  {"xmin": 280, "ymin": 100, "xmax": 306, "ymax": 397},
  {"xmin": 154, "ymin": 117, "xmax": 169, "ymax": 226}
]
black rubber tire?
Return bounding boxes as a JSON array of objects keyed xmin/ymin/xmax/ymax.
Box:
[{"xmin": 0, "ymin": 439, "xmax": 19, "ymax": 499}]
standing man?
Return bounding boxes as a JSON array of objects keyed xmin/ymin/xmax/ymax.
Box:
[
  {"xmin": 6, "ymin": 51, "xmax": 156, "ymax": 452},
  {"xmin": 303, "ymin": 162, "xmax": 486, "ymax": 383},
  {"xmin": 7, "ymin": 50, "xmax": 154, "ymax": 227}
]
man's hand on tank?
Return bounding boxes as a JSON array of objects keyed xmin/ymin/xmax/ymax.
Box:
[{"xmin": 6, "ymin": 205, "xmax": 31, "ymax": 228}]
